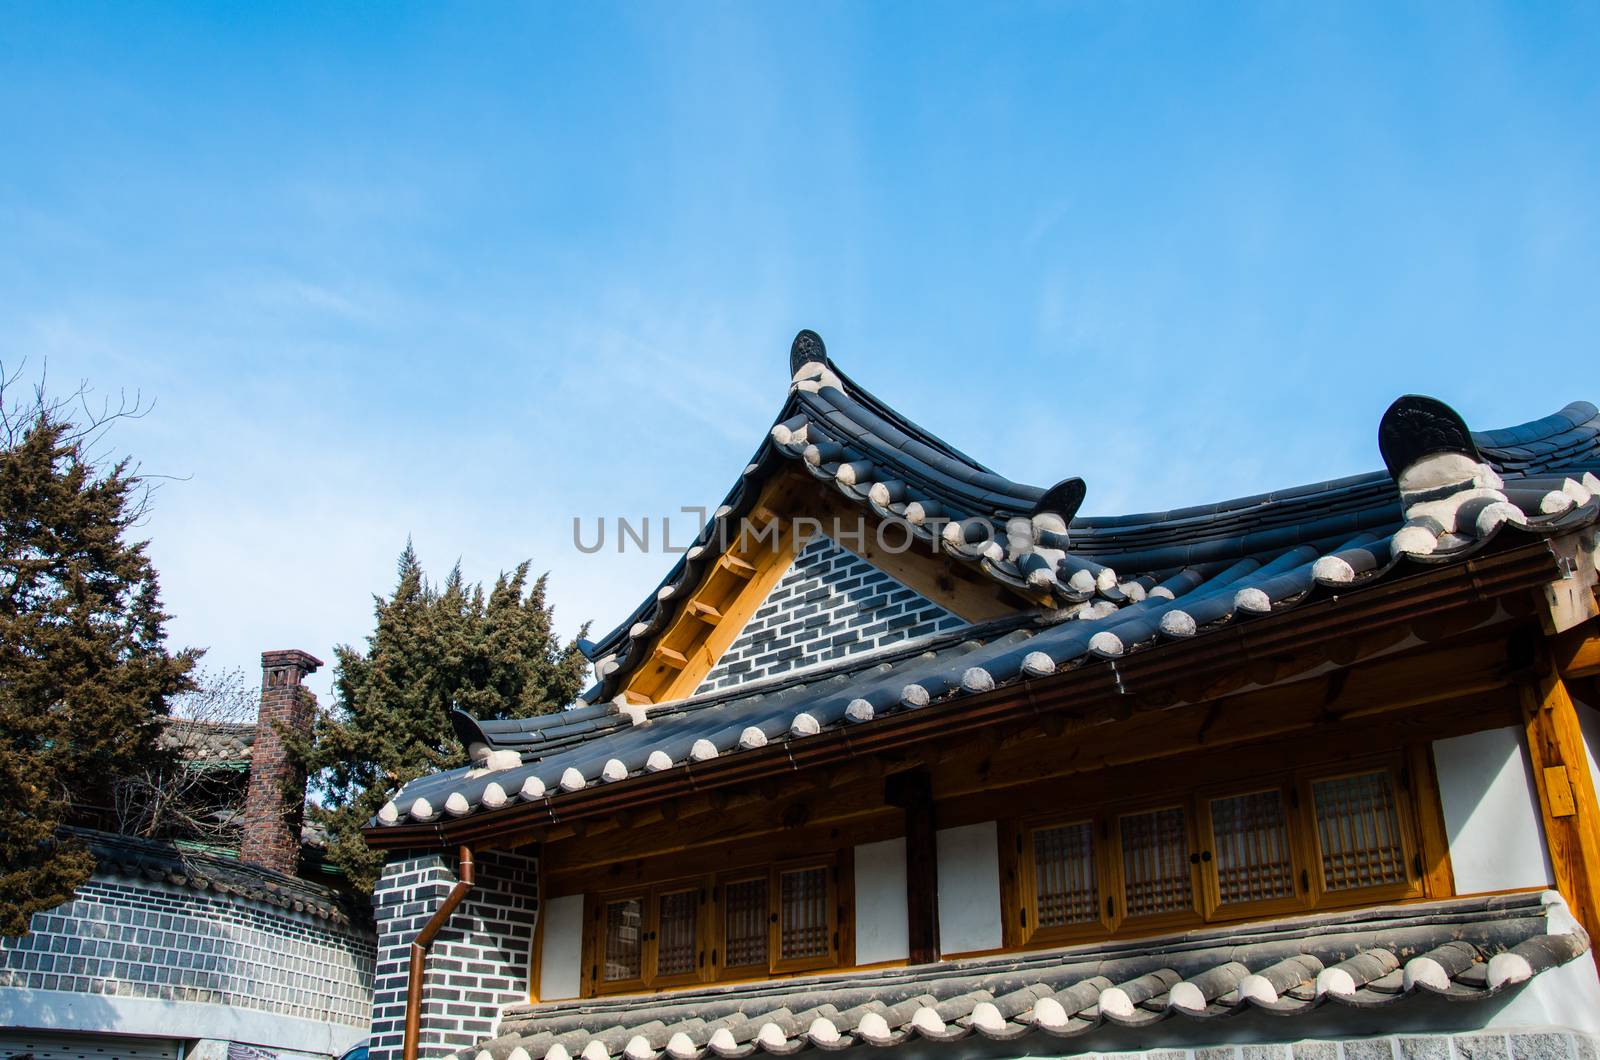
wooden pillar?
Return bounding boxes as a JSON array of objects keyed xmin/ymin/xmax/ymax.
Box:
[
  {"xmin": 1520, "ymin": 644, "xmax": 1600, "ymax": 958},
  {"xmin": 887, "ymin": 769, "xmax": 939, "ymax": 964}
]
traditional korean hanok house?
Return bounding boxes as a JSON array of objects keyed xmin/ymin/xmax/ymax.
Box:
[{"xmin": 364, "ymin": 332, "xmax": 1600, "ymax": 1060}]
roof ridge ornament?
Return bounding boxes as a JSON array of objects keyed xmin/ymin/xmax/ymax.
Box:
[
  {"xmin": 1378, "ymin": 394, "xmax": 1522, "ymax": 556},
  {"xmin": 789, "ymin": 329, "xmax": 844, "ymax": 394},
  {"xmin": 1378, "ymin": 394, "xmax": 1484, "ymax": 482}
]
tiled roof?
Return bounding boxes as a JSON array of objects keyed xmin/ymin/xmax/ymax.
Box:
[
  {"xmin": 458, "ymin": 892, "xmax": 1588, "ymax": 1060},
  {"xmin": 160, "ymin": 717, "xmax": 257, "ymax": 763},
  {"xmin": 375, "ymin": 375, "xmax": 1600, "ymax": 830},
  {"xmin": 578, "ymin": 332, "xmax": 1600, "ymax": 706},
  {"xmin": 70, "ymin": 827, "xmax": 367, "ymax": 926}
]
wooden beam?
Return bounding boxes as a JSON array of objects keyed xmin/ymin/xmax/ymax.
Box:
[
  {"xmin": 1520, "ymin": 654, "xmax": 1600, "ymax": 960},
  {"xmin": 887, "ymin": 769, "xmax": 938, "ymax": 965},
  {"xmin": 1551, "ymin": 622, "xmax": 1600, "ymax": 680}
]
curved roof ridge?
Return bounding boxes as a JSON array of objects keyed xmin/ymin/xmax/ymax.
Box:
[{"xmin": 578, "ymin": 329, "xmax": 1600, "ymax": 709}]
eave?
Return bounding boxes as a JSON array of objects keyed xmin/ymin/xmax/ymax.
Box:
[{"xmin": 365, "ymin": 536, "xmax": 1562, "ymax": 851}]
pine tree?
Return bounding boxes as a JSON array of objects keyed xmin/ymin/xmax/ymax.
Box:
[
  {"xmin": 0, "ymin": 376, "xmax": 196, "ymax": 937},
  {"xmin": 299, "ymin": 543, "xmax": 589, "ymax": 891}
]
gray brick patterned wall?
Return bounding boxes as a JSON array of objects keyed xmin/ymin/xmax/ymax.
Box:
[
  {"xmin": 369, "ymin": 848, "xmax": 538, "ymax": 1060},
  {"xmin": 0, "ymin": 872, "xmax": 373, "ymax": 1026},
  {"xmin": 697, "ymin": 533, "xmax": 963, "ymax": 694}
]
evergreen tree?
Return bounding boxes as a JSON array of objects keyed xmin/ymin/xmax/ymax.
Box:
[
  {"xmin": 299, "ymin": 543, "xmax": 589, "ymax": 891},
  {"xmin": 0, "ymin": 375, "xmax": 196, "ymax": 936}
]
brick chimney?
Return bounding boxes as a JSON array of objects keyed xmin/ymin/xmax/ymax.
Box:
[{"xmin": 240, "ymin": 649, "xmax": 322, "ymax": 875}]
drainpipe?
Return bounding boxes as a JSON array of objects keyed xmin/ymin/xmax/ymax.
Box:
[{"xmin": 403, "ymin": 845, "xmax": 475, "ymax": 1060}]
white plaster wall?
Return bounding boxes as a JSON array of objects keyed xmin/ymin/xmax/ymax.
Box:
[
  {"xmin": 935, "ymin": 822, "xmax": 1002, "ymax": 955},
  {"xmin": 854, "ymin": 837, "xmax": 908, "ymax": 965},
  {"xmin": 539, "ymin": 894, "xmax": 585, "ymax": 1001},
  {"xmin": 1433, "ymin": 726, "xmax": 1553, "ymax": 893},
  {"xmin": 1575, "ymin": 696, "xmax": 1600, "ymax": 803}
]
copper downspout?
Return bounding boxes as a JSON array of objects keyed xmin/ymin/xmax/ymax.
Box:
[{"xmin": 403, "ymin": 845, "xmax": 475, "ymax": 1060}]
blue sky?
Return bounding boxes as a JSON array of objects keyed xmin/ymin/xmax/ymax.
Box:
[{"xmin": 3, "ymin": 3, "xmax": 1597, "ymax": 704}]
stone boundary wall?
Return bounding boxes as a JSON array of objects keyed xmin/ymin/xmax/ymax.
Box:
[{"xmin": 0, "ymin": 871, "xmax": 373, "ymax": 1027}]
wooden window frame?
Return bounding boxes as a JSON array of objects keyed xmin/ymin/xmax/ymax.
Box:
[
  {"xmin": 1008, "ymin": 749, "xmax": 1438, "ymax": 950},
  {"xmin": 1017, "ymin": 816, "xmax": 1114, "ymax": 944},
  {"xmin": 581, "ymin": 854, "xmax": 846, "ymax": 997},
  {"xmin": 586, "ymin": 876, "xmax": 712, "ymax": 996},
  {"xmin": 1196, "ymin": 780, "xmax": 1309, "ymax": 921},
  {"xmin": 769, "ymin": 858, "xmax": 840, "ymax": 975},
  {"xmin": 1113, "ymin": 800, "xmax": 1204, "ymax": 933},
  {"xmin": 1298, "ymin": 758, "xmax": 1425, "ymax": 910}
]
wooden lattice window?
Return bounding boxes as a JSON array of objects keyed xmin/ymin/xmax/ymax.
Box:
[
  {"xmin": 775, "ymin": 864, "xmax": 834, "ymax": 971},
  {"xmin": 1207, "ymin": 788, "xmax": 1296, "ymax": 907},
  {"xmin": 1311, "ymin": 769, "xmax": 1410, "ymax": 893},
  {"xmin": 600, "ymin": 896, "xmax": 643, "ymax": 986},
  {"xmin": 1119, "ymin": 807, "xmax": 1194, "ymax": 919},
  {"xmin": 1031, "ymin": 820, "xmax": 1100, "ymax": 929},
  {"xmin": 721, "ymin": 876, "xmax": 769, "ymax": 972},
  {"xmin": 654, "ymin": 887, "xmax": 701, "ymax": 981},
  {"xmin": 1008, "ymin": 751, "xmax": 1437, "ymax": 950}
]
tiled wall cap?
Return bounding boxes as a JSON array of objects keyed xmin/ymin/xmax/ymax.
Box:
[
  {"xmin": 645, "ymin": 750, "xmax": 674, "ymax": 771},
  {"xmin": 910, "ymin": 1006, "xmax": 946, "ymax": 1035},
  {"xmin": 1236, "ymin": 973, "xmax": 1278, "ymax": 1004},
  {"xmin": 807, "ymin": 1017, "xmax": 842, "ymax": 1045},
  {"xmin": 1402, "ymin": 956, "xmax": 1451, "ymax": 992},
  {"xmin": 520, "ymin": 775, "xmax": 546, "ymax": 799},
  {"xmin": 559, "ymin": 767, "xmax": 587, "ymax": 792},
  {"xmin": 845, "ymin": 699, "xmax": 874, "ymax": 723}
]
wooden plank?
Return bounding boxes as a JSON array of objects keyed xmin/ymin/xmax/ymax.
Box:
[
  {"xmin": 686, "ymin": 600, "xmax": 723, "ymax": 625},
  {"xmin": 719, "ymin": 554, "xmax": 758, "ymax": 579},
  {"xmin": 1407, "ymin": 743, "xmax": 1456, "ymax": 900},
  {"xmin": 888, "ymin": 770, "xmax": 938, "ymax": 964},
  {"xmin": 1520, "ymin": 660, "xmax": 1600, "ymax": 961},
  {"xmin": 1551, "ymin": 623, "xmax": 1600, "ymax": 680},
  {"xmin": 653, "ymin": 646, "xmax": 688, "ymax": 669}
]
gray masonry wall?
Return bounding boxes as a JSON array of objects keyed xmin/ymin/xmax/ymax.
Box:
[
  {"xmin": 369, "ymin": 848, "xmax": 538, "ymax": 1060},
  {"xmin": 0, "ymin": 871, "xmax": 373, "ymax": 1031},
  {"xmin": 696, "ymin": 533, "xmax": 963, "ymax": 694}
]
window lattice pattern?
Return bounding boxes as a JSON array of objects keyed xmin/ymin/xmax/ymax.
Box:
[
  {"xmin": 656, "ymin": 889, "xmax": 698, "ymax": 977},
  {"xmin": 1210, "ymin": 790, "xmax": 1295, "ymax": 905},
  {"xmin": 1033, "ymin": 821, "xmax": 1099, "ymax": 927},
  {"xmin": 602, "ymin": 899, "xmax": 642, "ymax": 982},
  {"xmin": 778, "ymin": 867, "xmax": 829, "ymax": 960},
  {"xmin": 1120, "ymin": 808, "xmax": 1191, "ymax": 918},
  {"xmin": 722, "ymin": 878, "xmax": 768, "ymax": 969},
  {"xmin": 1313, "ymin": 772, "xmax": 1407, "ymax": 891}
]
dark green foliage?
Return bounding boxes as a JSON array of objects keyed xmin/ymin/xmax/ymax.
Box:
[
  {"xmin": 0, "ymin": 386, "xmax": 196, "ymax": 936},
  {"xmin": 298, "ymin": 543, "xmax": 589, "ymax": 891}
]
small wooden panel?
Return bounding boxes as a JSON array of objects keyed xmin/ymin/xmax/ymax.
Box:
[
  {"xmin": 654, "ymin": 646, "xmax": 689, "ymax": 669},
  {"xmin": 719, "ymin": 554, "xmax": 758, "ymax": 579},
  {"xmin": 1546, "ymin": 766, "xmax": 1578, "ymax": 818},
  {"xmin": 686, "ymin": 601, "xmax": 723, "ymax": 625}
]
